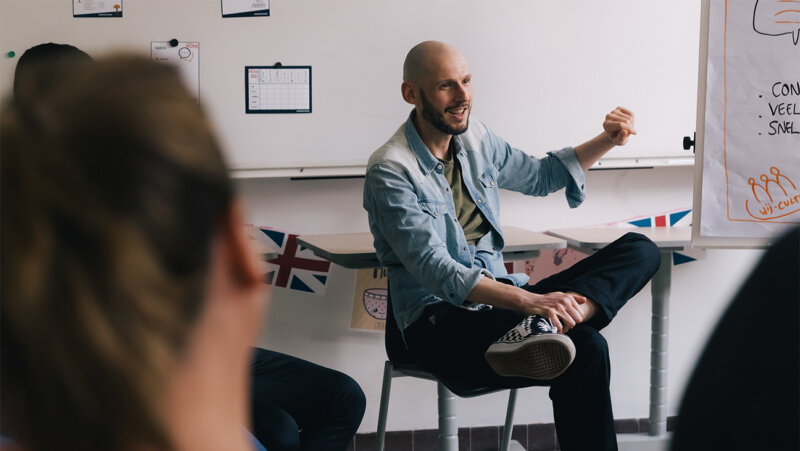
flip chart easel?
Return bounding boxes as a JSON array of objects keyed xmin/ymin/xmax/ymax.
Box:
[{"xmin": 692, "ymin": 0, "xmax": 800, "ymax": 248}]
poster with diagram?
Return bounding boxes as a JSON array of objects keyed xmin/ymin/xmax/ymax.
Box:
[
  {"xmin": 698, "ymin": 0, "xmax": 800, "ymax": 239},
  {"xmin": 73, "ymin": 0, "xmax": 122, "ymax": 17},
  {"xmin": 222, "ymin": 0, "xmax": 269, "ymax": 17}
]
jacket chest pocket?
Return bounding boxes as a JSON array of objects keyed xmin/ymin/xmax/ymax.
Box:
[
  {"xmin": 418, "ymin": 199, "xmax": 448, "ymax": 234},
  {"xmin": 478, "ymin": 168, "xmax": 498, "ymax": 190},
  {"xmin": 419, "ymin": 199, "xmax": 444, "ymax": 218}
]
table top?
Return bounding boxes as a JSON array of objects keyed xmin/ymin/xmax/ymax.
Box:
[
  {"xmin": 297, "ymin": 226, "xmax": 566, "ymax": 269},
  {"xmin": 248, "ymin": 226, "xmax": 279, "ymax": 259},
  {"xmin": 546, "ymin": 226, "xmax": 692, "ymax": 250}
]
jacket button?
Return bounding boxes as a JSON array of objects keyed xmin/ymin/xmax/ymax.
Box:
[
  {"xmin": 490, "ymin": 181, "xmax": 495, "ymax": 187},
  {"xmin": 434, "ymin": 211, "xmax": 438, "ymax": 216},
  {"xmin": 477, "ymin": 199, "xmax": 482, "ymax": 203}
]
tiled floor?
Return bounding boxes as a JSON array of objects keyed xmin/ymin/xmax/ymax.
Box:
[{"xmin": 348, "ymin": 416, "xmax": 676, "ymax": 451}]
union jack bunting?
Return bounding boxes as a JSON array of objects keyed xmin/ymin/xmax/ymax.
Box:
[
  {"xmin": 257, "ymin": 227, "xmax": 331, "ymax": 295},
  {"xmin": 619, "ymin": 209, "xmax": 698, "ymax": 265},
  {"xmin": 624, "ymin": 209, "xmax": 692, "ymax": 228}
]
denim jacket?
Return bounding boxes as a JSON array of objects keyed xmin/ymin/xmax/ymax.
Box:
[{"xmin": 363, "ymin": 113, "xmax": 586, "ymax": 330}]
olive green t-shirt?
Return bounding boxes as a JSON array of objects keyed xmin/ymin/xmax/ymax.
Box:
[{"xmin": 439, "ymin": 156, "xmax": 491, "ymax": 245}]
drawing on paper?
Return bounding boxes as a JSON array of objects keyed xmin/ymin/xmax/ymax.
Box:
[
  {"xmin": 363, "ymin": 288, "xmax": 388, "ymax": 320},
  {"xmin": 745, "ymin": 166, "xmax": 800, "ymax": 220},
  {"xmin": 754, "ymin": 0, "xmax": 800, "ymax": 45}
]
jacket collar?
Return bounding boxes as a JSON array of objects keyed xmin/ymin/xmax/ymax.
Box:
[{"xmin": 403, "ymin": 110, "xmax": 465, "ymax": 175}]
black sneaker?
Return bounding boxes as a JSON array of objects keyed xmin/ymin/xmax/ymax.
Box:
[{"xmin": 485, "ymin": 315, "xmax": 576, "ymax": 380}]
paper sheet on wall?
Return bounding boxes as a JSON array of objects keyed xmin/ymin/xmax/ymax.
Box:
[
  {"xmin": 73, "ymin": 0, "xmax": 122, "ymax": 17},
  {"xmin": 151, "ymin": 42, "xmax": 200, "ymax": 99},
  {"xmin": 351, "ymin": 267, "xmax": 387, "ymax": 331},
  {"xmin": 700, "ymin": 0, "xmax": 800, "ymax": 238},
  {"xmin": 246, "ymin": 66, "xmax": 312, "ymax": 114},
  {"xmin": 222, "ymin": 0, "xmax": 270, "ymax": 17}
]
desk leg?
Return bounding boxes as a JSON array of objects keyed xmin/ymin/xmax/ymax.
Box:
[{"xmin": 648, "ymin": 250, "xmax": 672, "ymax": 436}]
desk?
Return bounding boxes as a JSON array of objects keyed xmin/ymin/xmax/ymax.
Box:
[
  {"xmin": 297, "ymin": 226, "xmax": 566, "ymax": 269},
  {"xmin": 546, "ymin": 226, "xmax": 692, "ymax": 445}
]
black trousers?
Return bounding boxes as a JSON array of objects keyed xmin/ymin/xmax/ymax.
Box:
[
  {"xmin": 249, "ymin": 348, "xmax": 366, "ymax": 451},
  {"xmin": 403, "ymin": 232, "xmax": 661, "ymax": 451}
]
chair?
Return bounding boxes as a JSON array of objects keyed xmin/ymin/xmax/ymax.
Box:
[{"xmin": 375, "ymin": 296, "xmax": 522, "ymax": 451}]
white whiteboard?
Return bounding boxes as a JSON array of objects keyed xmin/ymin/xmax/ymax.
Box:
[
  {"xmin": 1, "ymin": 0, "xmax": 700, "ymax": 177},
  {"xmin": 692, "ymin": 0, "xmax": 800, "ymax": 248}
]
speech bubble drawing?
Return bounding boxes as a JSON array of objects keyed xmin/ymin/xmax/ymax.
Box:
[
  {"xmin": 754, "ymin": 0, "xmax": 800, "ymax": 45},
  {"xmin": 178, "ymin": 47, "xmax": 192, "ymax": 60}
]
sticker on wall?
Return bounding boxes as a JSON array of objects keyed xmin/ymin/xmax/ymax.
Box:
[
  {"xmin": 350, "ymin": 267, "xmax": 387, "ymax": 331},
  {"xmin": 507, "ymin": 248, "xmax": 591, "ymax": 284}
]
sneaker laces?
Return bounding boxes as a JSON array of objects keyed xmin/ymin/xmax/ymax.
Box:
[{"xmin": 530, "ymin": 315, "xmax": 559, "ymax": 334}]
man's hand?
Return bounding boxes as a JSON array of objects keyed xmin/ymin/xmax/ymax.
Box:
[
  {"xmin": 603, "ymin": 106, "xmax": 637, "ymax": 146},
  {"xmin": 574, "ymin": 106, "xmax": 637, "ymax": 171},
  {"xmin": 467, "ymin": 278, "xmax": 590, "ymax": 333},
  {"xmin": 521, "ymin": 291, "xmax": 587, "ymax": 333}
]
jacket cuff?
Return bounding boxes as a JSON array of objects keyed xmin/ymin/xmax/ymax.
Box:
[
  {"xmin": 549, "ymin": 147, "xmax": 586, "ymax": 208},
  {"xmin": 443, "ymin": 267, "xmax": 493, "ymax": 307}
]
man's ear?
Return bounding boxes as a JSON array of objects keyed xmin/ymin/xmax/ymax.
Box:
[
  {"xmin": 401, "ymin": 81, "xmax": 417, "ymax": 105},
  {"xmin": 221, "ymin": 199, "xmax": 262, "ymax": 287}
]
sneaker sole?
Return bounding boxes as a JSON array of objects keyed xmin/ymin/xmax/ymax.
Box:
[{"xmin": 484, "ymin": 334, "xmax": 576, "ymax": 380}]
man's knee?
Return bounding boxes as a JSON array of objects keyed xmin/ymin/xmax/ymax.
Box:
[{"xmin": 621, "ymin": 232, "xmax": 661, "ymax": 273}]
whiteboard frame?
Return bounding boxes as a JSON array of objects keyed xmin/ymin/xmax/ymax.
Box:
[
  {"xmin": 0, "ymin": 0, "xmax": 700, "ymax": 177},
  {"xmin": 691, "ymin": 0, "xmax": 772, "ymax": 249}
]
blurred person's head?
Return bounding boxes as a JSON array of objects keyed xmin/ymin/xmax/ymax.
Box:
[
  {"xmin": 1, "ymin": 55, "xmax": 268, "ymax": 451},
  {"xmin": 13, "ymin": 43, "xmax": 92, "ymax": 102}
]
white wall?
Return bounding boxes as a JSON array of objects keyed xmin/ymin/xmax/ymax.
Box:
[{"xmin": 237, "ymin": 165, "xmax": 764, "ymax": 433}]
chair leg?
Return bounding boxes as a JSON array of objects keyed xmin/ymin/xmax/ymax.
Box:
[
  {"xmin": 437, "ymin": 382, "xmax": 458, "ymax": 451},
  {"xmin": 500, "ymin": 388, "xmax": 518, "ymax": 451},
  {"xmin": 376, "ymin": 361, "xmax": 394, "ymax": 451}
]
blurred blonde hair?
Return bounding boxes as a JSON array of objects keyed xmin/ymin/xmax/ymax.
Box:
[{"xmin": 1, "ymin": 55, "xmax": 233, "ymax": 451}]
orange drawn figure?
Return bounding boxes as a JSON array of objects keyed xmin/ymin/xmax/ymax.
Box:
[
  {"xmin": 749, "ymin": 177, "xmax": 772, "ymax": 203},
  {"xmin": 761, "ymin": 173, "xmax": 785, "ymax": 198},
  {"xmin": 772, "ymin": 166, "xmax": 797, "ymax": 193},
  {"xmin": 746, "ymin": 167, "xmax": 800, "ymax": 221}
]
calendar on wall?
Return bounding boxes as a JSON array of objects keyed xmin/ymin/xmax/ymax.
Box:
[{"xmin": 245, "ymin": 66, "xmax": 311, "ymax": 114}]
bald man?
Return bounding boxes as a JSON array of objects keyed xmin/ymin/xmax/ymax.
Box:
[{"xmin": 363, "ymin": 41, "xmax": 661, "ymax": 450}]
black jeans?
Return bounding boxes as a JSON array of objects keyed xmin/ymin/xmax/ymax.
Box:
[
  {"xmin": 249, "ymin": 348, "xmax": 366, "ymax": 451},
  {"xmin": 403, "ymin": 232, "xmax": 661, "ymax": 451}
]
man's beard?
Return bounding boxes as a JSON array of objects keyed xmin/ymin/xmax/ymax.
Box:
[{"xmin": 419, "ymin": 90, "xmax": 469, "ymax": 135}]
